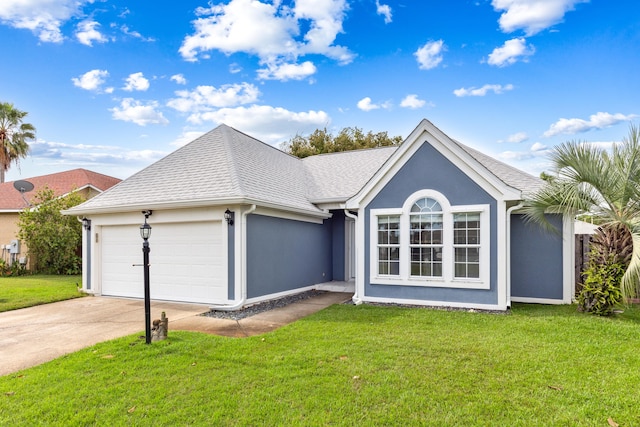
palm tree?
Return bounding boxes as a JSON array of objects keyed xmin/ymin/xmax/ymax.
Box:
[
  {"xmin": 522, "ymin": 124, "xmax": 640, "ymax": 302},
  {"xmin": 0, "ymin": 102, "xmax": 36, "ymax": 183}
]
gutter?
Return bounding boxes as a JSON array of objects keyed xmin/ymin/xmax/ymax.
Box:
[
  {"xmin": 343, "ymin": 209, "xmax": 362, "ymax": 305},
  {"xmin": 209, "ymin": 204, "xmax": 256, "ymax": 311},
  {"xmin": 63, "ymin": 197, "xmax": 329, "ymax": 220},
  {"xmin": 506, "ymin": 202, "xmax": 524, "ymax": 308}
]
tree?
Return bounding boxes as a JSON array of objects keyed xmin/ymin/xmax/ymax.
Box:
[
  {"xmin": 17, "ymin": 187, "xmax": 86, "ymax": 274},
  {"xmin": 282, "ymin": 126, "xmax": 403, "ymax": 158},
  {"xmin": 522, "ymin": 125, "xmax": 640, "ymax": 309},
  {"xmin": 0, "ymin": 102, "xmax": 35, "ymax": 183}
]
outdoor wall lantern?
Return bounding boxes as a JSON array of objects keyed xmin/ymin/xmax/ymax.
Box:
[
  {"xmin": 81, "ymin": 217, "xmax": 91, "ymax": 231},
  {"xmin": 224, "ymin": 208, "xmax": 234, "ymax": 226},
  {"xmin": 140, "ymin": 210, "xmax": 152, "ymax": 344}
]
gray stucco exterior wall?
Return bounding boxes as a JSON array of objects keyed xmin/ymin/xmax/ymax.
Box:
[
  {"xmin": 364, "ymin": 142, "xmax": 499, "ymax": 305},
  {"xmin": 510, "ymin": 214, "xmax": 564, "ymax": 300},
  {"xmin": 246, "ymin": 214, "xmax": 333, "ymax": 298}
]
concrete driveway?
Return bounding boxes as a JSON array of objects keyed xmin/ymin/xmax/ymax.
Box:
[{"xmin": 0, "ymin": 292, "xmax": 351, "ymax": 377}]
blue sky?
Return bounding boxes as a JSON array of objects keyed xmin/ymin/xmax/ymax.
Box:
[{"xmin": 1, "ymin": 0, "xmax": 638, "ymax": 181}]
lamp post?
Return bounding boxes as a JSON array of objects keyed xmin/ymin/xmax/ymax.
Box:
[{"xmin": 140, "ymin": 211, "xmax": 152, "ymax": 344}]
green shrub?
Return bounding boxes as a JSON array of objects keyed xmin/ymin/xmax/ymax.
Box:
[
  {"xmin": 17, "ymin": 187, "xmax": 84, "ymax": 275},
  {"xmin": 577, "ymin": 254, "xmax": 624, "ymax": 316},
  {"xmin": 0, "ymin": 259, "xmax": 27, "ymax": 277}
]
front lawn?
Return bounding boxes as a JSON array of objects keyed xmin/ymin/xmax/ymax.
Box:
[
  {"xmin": 0, "ymin": 275, "xmax": 83, "ymax": 312},
  {"xmin": 1, "ymin": 303, "xmax": 639, "ymax": 426}
]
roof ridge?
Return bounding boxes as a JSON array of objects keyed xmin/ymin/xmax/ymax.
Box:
[
  {"xmin": 301, "ymin": 145, "xmax": 398, "ymax": 160},
  {"xmin": 219, "ymin": 125, "xmax": 248, "ymax": 198},
  {"xmin": 221, "ymin": 123, "xmax": 302, "ymax": 162}
]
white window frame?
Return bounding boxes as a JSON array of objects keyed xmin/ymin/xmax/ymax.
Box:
[{"xmin": 370, "ymin": 189, "xmax": 490, "ymax": 289}]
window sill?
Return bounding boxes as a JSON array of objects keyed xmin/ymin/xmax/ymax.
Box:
[{"xmin": 370, "ymin": 276, "xmax": 490, "ymax": 290}]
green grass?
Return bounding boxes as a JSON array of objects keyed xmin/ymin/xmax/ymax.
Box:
[
  {"xmin": 1, "ymin": 303, "xmax": 639, "ymax": 426},
  {"xmin": 0, "ymin": 275, "xmax": 84, "ymax": 312}
]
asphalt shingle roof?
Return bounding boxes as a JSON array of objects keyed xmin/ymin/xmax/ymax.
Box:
[
  {"xmin": 302, "ymin": 146, "xmax": 396, "ymax": 202},
  {"xmin": 0, "ymin": 169, "xmax": 120, "ymax": 210},
  {"xmin": 454, "ymin": 142, "xmax": 544, "ymax": 195},
  {"xmin": 67, "ymin": 122, "xmax": 542, "ymax": 215},
  {"xmin": 69, "ymin": 125, "xmax": 322, "ymax": 214}
]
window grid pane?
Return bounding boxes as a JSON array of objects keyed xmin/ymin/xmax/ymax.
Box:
[
  {"xmin": 453, "ymin": 212, "xmax": 481, "ymax": 279},
  {"xmin": 410, "ymin": 209, "xmax": 444, "ymax": 278},
  {"xmin": 377, "ymin": 215, "xmax": 400, "ymax": 276}
]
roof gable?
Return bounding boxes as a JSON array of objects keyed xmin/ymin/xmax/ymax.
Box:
[
  {"xmin": 0, "ymin": 168, "xmax": 121, "ymax": 210},
  {"xmin": 346, "ymin": 119, "xmax": 541, "ymax": 208}
]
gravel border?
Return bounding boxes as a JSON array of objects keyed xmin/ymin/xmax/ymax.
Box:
[
  {"xmin": 363, "ymin": 301, "xmax": 509, "ymax": 315},
  {"xmin": 203, "ymin": 290, "xmax": 327, "ymax": 321}
]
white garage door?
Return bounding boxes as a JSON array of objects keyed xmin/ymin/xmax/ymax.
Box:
[{"xmin": 101, "ymin": 221, "xmax": 226, "ymax": 304}]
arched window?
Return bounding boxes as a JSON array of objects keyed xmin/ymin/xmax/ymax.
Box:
[
  {"xmin": 409, "ymin": 198, "xmax": 443, "ymax": 277},
  {"xmin": 370, "ymin": 189, "xmax": 490, "ymax": 289}
]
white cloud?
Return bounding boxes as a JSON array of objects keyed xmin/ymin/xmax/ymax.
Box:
[
  {"xmin": 170, "ymin": 130, "xmax": 207, "ymax": 147},
  {"xmin": 543, "ymin": 112, "xmax": 638, "ymax": 137},
  {"xmin": 357, "ymin": 97, "xmax": 391, "ymax": 112},
  {"xmin": 487, "ymin": 37, "xmax": 535, "ymax": 67},
  {"xmin": 580, "ymin": 140, "xmax": 620, "ymax": 150},
  {"xmin": 0, "ymin": 0, "xmax": 91, "ymax": 42},
  {"xmin": 454, "ymin": 83, "xmax": 514, "ymax": 97},
  {"xmin": 257, "ymin": 61, "xmax": 317, "ymax": 81},
  {"xmin": 167, "ymin": 83, "xmax": 260, "ymax": 113},
  {"xmin": 415, "ymin": 40, "xmax": 446, "ymax": 70},
  {"xmin": 119, "ymin": 24, "xmax": 155, "ymax": 42},
  {"xmin": 110, "ymin": 98, "xmax": 169, "ymax": 126},
  {"xmin": 376, "ymin": 0, "xmax": 392, "ymax": 24},
  {"xmin": 72, "ymin": 69, "xmax": 110, "ymax": 92},
  {"xmin": 28, "ymin": 138, "xmax": 167, "ymax": 168},
  {"xmin": 499, "ymin": 142, "xmax": 551, "ymax": 161},
  {"xmin": 179, "ymin": 0, "xmax": 352, "ymax": 81},
  {"xmin": 530, "ymin": 142, "xmax": 547, "ymax": 152},
  {"xmin": 499, "ymin": 131, "xmax": 528, "ymax": 143},
  {"xmin": 170, "ymin": 74, "xmax": 187, "ymax": 85},
  {"xmin": 400, "ymin": 94, "xmax": 427, "ymax": 109},
  {"xmin": 492, "ymin": 0, "xmax": 588, "ymax": 36},
  {"xmin": 192, "ymin": 105, "xmax": 331, "ymax": 144},
  {"xmin": 123, "ymin": 72, "xmax": 150, "ymax": 92},
  {"xmin": 75, "ymin": 20, "xmax": 108, "ymax": 46}
]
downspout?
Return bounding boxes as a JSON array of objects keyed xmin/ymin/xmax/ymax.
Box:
[
  {"xmin": 210, "ymin": 204, "xmax": 256, "ymax": 311},
  {"xmin": 76, "ymin": 216, "xmax": 90, "ymax": 291},
  {"xmin": 343, "ymin": 209, "xmax": 362, "ymax": 305},
  {"xmin": 506, "ymin": 202, "xmax": 524, "ymax": 309}
]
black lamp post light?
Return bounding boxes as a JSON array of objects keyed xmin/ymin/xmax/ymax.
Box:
[{"xmin": 140, "ymin": 210, "xmax": 152, "ymax": 344}]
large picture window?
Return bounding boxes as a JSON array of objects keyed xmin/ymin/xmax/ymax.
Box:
[
  {"xmin": 370, "ymin": 190, "xmax": 490, "ymax": 289},
  {"xmin": 410, "ymin": 198, "xmax": 443, "ymax": 277}
]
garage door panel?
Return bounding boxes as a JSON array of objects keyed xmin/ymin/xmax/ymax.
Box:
[{"xmin": 101, "ymin": 221, "xmax": 226, "ymax": 304}]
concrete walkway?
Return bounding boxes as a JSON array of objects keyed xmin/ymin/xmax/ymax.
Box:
[{"xmin": 0, "ymin": 292, "xmax": 351, "ymax": 377}]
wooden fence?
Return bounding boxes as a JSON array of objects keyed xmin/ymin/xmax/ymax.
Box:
[{"xmin": 574, "ymin": 234, "xmax": 592, "ymax": 296}]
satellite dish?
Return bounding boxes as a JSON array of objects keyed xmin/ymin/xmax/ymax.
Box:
[
  {"xmin": 13, "ymin": 180, "xmax": 34, "ymax": 207},
  {"xmin": 13, "ymin": 180, "xmax": 34, "ymax": 193}
]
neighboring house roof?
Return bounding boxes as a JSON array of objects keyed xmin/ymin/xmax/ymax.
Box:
[
  {"xmin": 575, "ymin": 220, "xmax": 598, "ymax": 234},
  {"xmin": 0, "ymin": 168, "xmax": 121, "ymax": 211},
  {"xmin": 66, "ymin": 121, "xmax": 543, "ymax": 216}
]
